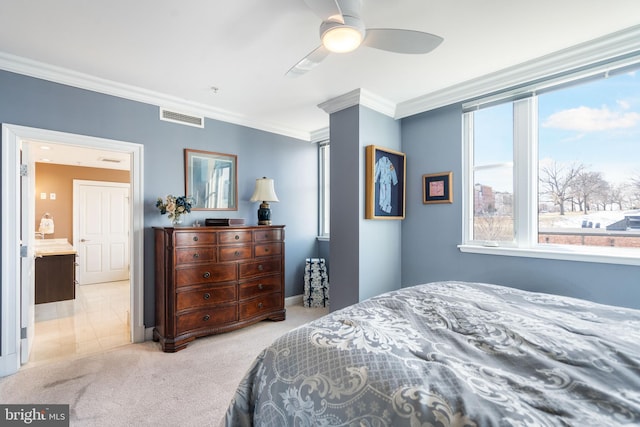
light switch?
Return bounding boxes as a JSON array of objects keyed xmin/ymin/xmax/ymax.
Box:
[
  {"xmin": 40, "ymin": 193, "xmax": 47, "ymax": 200},
  {"xmin": 50, "ymin": 193, "xmax": 56, "ymax": 200}
]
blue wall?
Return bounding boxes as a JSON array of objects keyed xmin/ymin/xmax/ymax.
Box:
[
  {"xmin": 0, "ymin": 70, "xmax": 319, "ymax": 329},
  {"xmin": 328, "ymin": 105, "xmax": 402, "ymax": 310},
  {"xmin": 359, "ymin": 107, "xmax": 402, "ymax": 301},
  {"xmin": 329, "ymin": 106, "xmax": 361, "ymax": 310},
  {"xmin": 401, "ymin": 104, "xmax": 640, "ymax": 309}
]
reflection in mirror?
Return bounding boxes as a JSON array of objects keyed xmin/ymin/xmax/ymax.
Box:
[{"xmin": 184, "ymin": 149, "xmax": 237, "ymax": 210}]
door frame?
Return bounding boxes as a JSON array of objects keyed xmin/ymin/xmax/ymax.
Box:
[{"xmin": 1, "ymin": 124, "xmax": 145, "ymax": 376}]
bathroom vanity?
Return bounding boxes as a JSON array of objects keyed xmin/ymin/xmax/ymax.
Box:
[{"xmin": 34, "ymin": 239, "xmax": 77, "ymax": 304}]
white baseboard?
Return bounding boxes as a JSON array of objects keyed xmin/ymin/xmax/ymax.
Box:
[
  {"xmin": 144, "ymin": 327, "xmax": 154, "ymax": 341},
  {"xmin": 285, "ymin": 294, "xmax": 303, "ymax": 307}
]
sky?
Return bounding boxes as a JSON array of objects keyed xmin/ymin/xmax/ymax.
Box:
[{"xmin": 474, "ymin": 67, "xmax": 640, "ymax": 193}]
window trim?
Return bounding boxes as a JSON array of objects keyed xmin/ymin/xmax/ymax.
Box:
[
  {"xmin": 318, "ymin": 140, "xmax": 330, "ymax": 239},
  {"xmin": 461, "ymin": 56, "xmax": 640, "ymax": 267}
]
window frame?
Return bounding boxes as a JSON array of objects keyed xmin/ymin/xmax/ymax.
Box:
[
  {"xmin": 460, "ymin": 58, "xmax": 640, "ymax": 267},
  {"xmin": 318, "ymin": 141, "xmax": 330, "ymax": 239}
]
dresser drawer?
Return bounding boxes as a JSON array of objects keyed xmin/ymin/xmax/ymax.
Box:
[
  {"xmin": 176, "ymin": 305, "xmax": 238, "ymax": 334},
  {"xmin": 219, "ymin": 245, "xmax": 252, "ymax": 262},
  {"xmin": 254, "ymin": 228, "xmax": 283, "ymax": 242},
  {"xmin": 175, "ymin": 247, "xmax": 216, "ymax": 265},
  {"xmin": 239, "ymin": 258, "xmax": 281, "ymax": 279},
  {"xmin": 218, "ymin": 230, "xmax": 252, "ymax": 244},
  {"xmin": 176, "ymin": 284, "xmax": 237, "ymax": 311},
  {"xmin": 175, "ymin": 231, "xmax": 216, "ymax": 246},
  {"xmin": 240, "ymin": 293, "xmax": 282, "ymax": 320},
  {"xmin": 176, "ymin": 263, "xmax": 237, "ymax": 287},
  {"xmin": 255, "ymin": 242, "xmax": 282, "ymax": 258},
  {"xmin": 239, "ymin": 275, "xmax": 282, "ymax": 299}
]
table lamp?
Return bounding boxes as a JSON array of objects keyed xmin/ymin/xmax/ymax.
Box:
[{"xmin": 250, "ymin": 177, "xmax": 279, "ymax": 225}]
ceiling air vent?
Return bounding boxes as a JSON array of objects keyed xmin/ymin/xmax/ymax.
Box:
[
  {"xmin": 159, "ymin": 108, "xmax": 204, "ymax": 128},
  {"xmin": 99, "ymin": 157, "xmax": 122, "ymax": 163}
]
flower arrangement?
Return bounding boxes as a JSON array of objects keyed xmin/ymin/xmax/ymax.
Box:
[{"xmin": 156, "ymin": 195, "xmax": 193, "ymax": 225}]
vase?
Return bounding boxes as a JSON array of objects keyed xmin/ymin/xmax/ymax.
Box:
[{"xmin": 171, "ymin": 215, "xmax": 183, "ymax": 226}]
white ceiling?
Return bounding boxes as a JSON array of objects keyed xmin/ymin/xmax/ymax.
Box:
[
  {"xmin": 2, "ymin": 0, "xmax": 640, "ymax": 157},
  {"xmin": 28, "ymin": 142, "xmax": 131, "ymax": 171}
]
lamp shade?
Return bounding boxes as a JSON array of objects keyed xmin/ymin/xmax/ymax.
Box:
[{"xmin": 250, "ymin": 177, "xmax": 279, "ymax": 203}]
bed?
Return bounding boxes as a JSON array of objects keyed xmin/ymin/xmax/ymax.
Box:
[{"xmin": 223, "ymin": 281, "xmax": 640, "ymax": 426}]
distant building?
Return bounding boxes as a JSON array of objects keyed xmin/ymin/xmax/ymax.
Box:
[
  {"xmin": 606, "ymin": 210, "xmax": 640, "ymax": 231},
  {"xmin": 474, "ymin": 184, "xmax": 495, "ymax": 214},
  {"xmin": 474, "ymin": 184, "xmax": 512, "ymax": 215}
]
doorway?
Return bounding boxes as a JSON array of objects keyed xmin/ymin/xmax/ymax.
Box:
[
  {"xmin": 1, "ymin": 124, "xmax": 144, "ymax": 377},
  {"xmin": 30, "ymin": 176, "xmax": 132, "ymax": 367}
]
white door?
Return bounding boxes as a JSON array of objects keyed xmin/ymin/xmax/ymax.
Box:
[{"xmin": 74, "ymin": 180, "xmax": 130, "ymax": 285}]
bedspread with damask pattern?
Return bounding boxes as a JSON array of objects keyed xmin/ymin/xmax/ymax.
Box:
[{"xmin": 223, "ymin": 281, "xmax": 640, "ymax": 426}]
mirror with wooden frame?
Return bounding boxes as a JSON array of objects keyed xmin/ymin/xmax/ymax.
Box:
[{"xmin": 184, "ymin": 149, "xmax": 237, "ymax": 210}]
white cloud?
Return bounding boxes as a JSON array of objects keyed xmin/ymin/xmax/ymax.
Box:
[
  {"xmin": 559, "ymin": 133, "xmax": 586, "ymax": 143},
  {"xmin": 542, "ymin": 106, "xmax": 640, "ymax": 131},
  {"xmin": 617, "ymin": 100, "xmax": 631, "ymax": 110}
]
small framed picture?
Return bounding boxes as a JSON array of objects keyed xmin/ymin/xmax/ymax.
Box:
[
  {"xmin": 365, "ymin": 145, "xmax": 406, "ymax": 219},
  {"xmin": 423, "ymin": 171, "xmax": 453, "ymax": 204}
]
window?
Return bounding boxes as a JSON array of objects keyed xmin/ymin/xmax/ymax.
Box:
[
  {"xmin": 319, "ymin": 142, "xmax": 330, "ymax": 238},
  {"xmin": 462, "ymin": 59, "xmax": 640, "ymax": 265},
  {"xmin": 470, "ymin": 102, "xmax": 514, "ymax": 243}
]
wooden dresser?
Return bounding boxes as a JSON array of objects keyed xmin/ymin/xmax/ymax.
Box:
[{"xmin": 153, "ymin": 225, "xmax": 285, "ymax": 352}]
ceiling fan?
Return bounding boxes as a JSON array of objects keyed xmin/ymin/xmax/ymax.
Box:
[{"xmin": 286, "ymin": 0, "xmax": 443, "ymax": 77}]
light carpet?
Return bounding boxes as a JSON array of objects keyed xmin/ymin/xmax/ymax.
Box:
[{"xmin": 0, "ymin": 305, "xmax": 328, "ymax": 426}]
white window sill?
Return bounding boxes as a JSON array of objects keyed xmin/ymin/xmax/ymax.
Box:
[{"xmin": 458, "ymin": 244, "xmax": 640, "ymax": 266}]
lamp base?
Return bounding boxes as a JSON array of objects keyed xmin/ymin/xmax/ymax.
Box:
[{"xmin": 257, "ymin": 202, "xmax": 272, "ymax": 226}]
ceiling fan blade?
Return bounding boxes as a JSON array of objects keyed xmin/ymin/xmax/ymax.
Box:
[
  {"xmin": 363, "ymin": 28, "xmax": 443, "ymax": 54},
  {"xmin": 303, "ymin": 0, "xmax": 344, "ymax": 23},
  {"xmin": 285, "ymin": 45, "xmax": 331, "ymax": 77}
]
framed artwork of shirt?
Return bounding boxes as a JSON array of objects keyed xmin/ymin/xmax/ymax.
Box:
[
  {"xmin": 423, "ymin": 171, "xmax": 453, "ymax": 204},
  {"xmin": 365, "ymin": 145, "xmax": 406, "ymax": 220}
]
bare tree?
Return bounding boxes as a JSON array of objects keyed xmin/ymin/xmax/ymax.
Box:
[
  {"xmin": 628, "ymin": 176, "xmax": 640, "ymax": 209},
  {"xmin": 633, "ymin": 174, "xmax": 640, "ymax": 194},
  {"xmin": 539, "ymin": 161, "xmax": 584, "ymax": 215},
  {"xmin": 572, "ymin": 171, "xmax": 608, "ymax": 214},
  {"xmin": 608, "ymin": 184, "xmax": 626, "ymax": 211},
  {"xmin": 592, "ymin": 179, "xmax": 611, "ymax": 211},
  {"xmin": 474, "ymin": 213, "xmax": 513, "ymax": 241}
]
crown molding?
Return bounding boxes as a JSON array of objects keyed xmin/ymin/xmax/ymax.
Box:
[
  {"xmin": 310, "ymin": 127, "xmax": 330, "ymax": 143},
  {"xmin": 317, "ymin": 88, "xmax": 395, "ymax": 118},
  {"xmin": 317, "ymin": 89, "xmax": 361, "ymax": 114},
  {"xmin": 4, "ymin": 24, "xmax": 639, "ymax": 142},
  {"xmin": 0, "ymin": 51, "xmax": 312, "ymax": 142},
  {"xmin": 396, "ymin": 24, "xmax": 640, "ymax": 119}
]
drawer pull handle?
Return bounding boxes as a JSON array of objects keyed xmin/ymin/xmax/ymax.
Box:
[
  {"xmin": 203, "ymin": 271, "xmax": 211, "ymax": 279},
  {"xmin": 258, "ymin": 302, "xmax": 263, "ymax": 309},
  {"xmin": 203, "ymin": 293, "xmax": 211, "ymax": 300},
  {"xmin": 193, "ymin": 253, "xmax": 200, "ymax": 258},
  {"xmin": 258, "ymin": 264, "xmax": 264, "ymax": 271},
  {"xmin": 258, "ymin": 283, "xmax": 264, "ymax": 290},
  {"xmin": 203, "ymin": 314, "xmax": 210, "ymax": 321},
  {"xmin": 234, "ymin": 250, "xmax": 240, "ymax": 256},
  {"xmin": 235, "ymin": 235, "xmax": 240, "ymax": 240},
  {"xmin": 264, "ymin": 248, "xmax": 270, "ymax": 252},
  {"xmin": 193, "ymin": 236, "xmax": 199, "ymax": 242}
]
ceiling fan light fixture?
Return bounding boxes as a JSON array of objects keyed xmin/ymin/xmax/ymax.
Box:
[
  {"xmin": 322, "ymin": 26, "xmax": 362, "ymax": 53},
  {"xmin": 320, "ymin": 16, "xmax": 365, "ymax": 53}
]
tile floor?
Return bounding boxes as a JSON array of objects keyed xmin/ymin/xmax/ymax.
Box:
[{"xmin": 28, "ymin": 280, "xmax": 130, "ymax": 368}]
